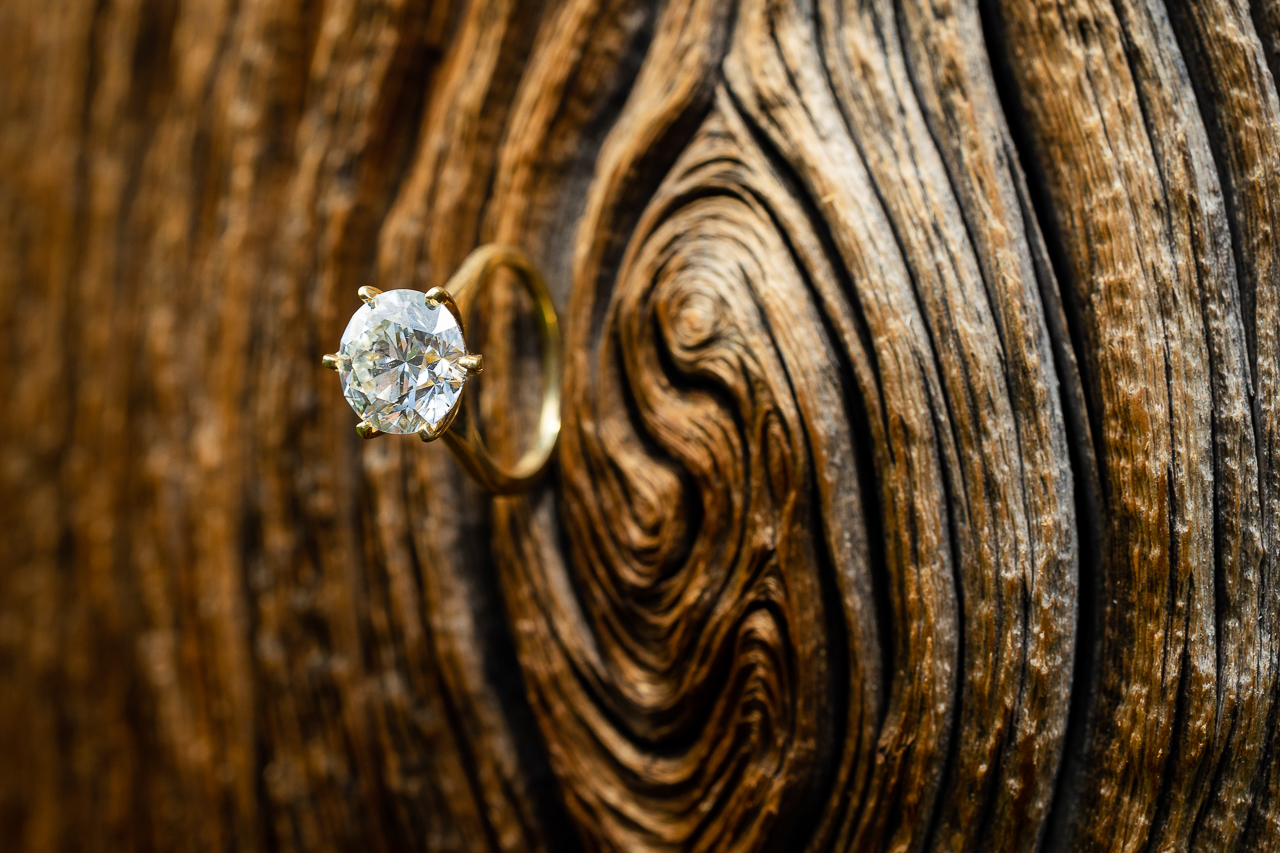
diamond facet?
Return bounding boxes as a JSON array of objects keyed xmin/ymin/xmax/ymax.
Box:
[{"xmin": 337, "ymin": 289, "xmax": 468, "ymax": 434}]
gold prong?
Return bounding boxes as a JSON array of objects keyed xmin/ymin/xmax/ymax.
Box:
[
  {"xmin": 458, "ymin": 354, "xmax": 484, "ymax": 377},
  {"xmin": 322, "ymin": 353, "xmax": 342, "ymax": 371},
  {"xmin": 425, "ymin": 286, "xmax": 463, "ymax": 329},
  {"xmin": 418, "ymin": 422, "xmax": 442, "ymax": 443},
  {"xmin": 358, "ymin": 285, "xmax": 382, "ymax": 304},
  {"xmin": 356, "ymin": 422, "xmax": 383, "ymax": 440}
]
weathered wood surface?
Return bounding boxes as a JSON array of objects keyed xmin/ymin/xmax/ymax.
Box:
[{"xmin": 0, "ymin": 0, "xmax": 1277, "ymax": 851}]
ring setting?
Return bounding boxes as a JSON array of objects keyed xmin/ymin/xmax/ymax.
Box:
[{"xmin": 326, "ymin": 285, "xmax": 483, "ymax": 442}]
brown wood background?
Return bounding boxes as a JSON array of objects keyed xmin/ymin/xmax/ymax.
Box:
[{"xmin": 1, "ymin": 0, "xmax": 1278, "ymax": 850}]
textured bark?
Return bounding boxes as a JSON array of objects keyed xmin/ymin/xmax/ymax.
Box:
[{"xmin": 0, "ymin": 0, "xmax": 1277, "ymax": 851}]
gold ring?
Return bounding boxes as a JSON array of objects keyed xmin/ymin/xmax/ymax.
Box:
[{"xmin": 323, "ymin": 244, "xmax": 562, "ymax": 494}]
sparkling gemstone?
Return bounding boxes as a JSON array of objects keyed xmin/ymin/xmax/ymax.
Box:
[{"xmin": 337, "ymin": 289, "xmax": 468, "ymax": 434}]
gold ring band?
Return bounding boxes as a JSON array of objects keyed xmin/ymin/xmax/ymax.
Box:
[{"xmin": 437, "ymin": 245, "xmax": 562, "ymax": 494}]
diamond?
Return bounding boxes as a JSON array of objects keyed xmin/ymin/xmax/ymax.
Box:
[{"xmin": 337, "ymin": 289, "xmax": 468, "ymax": 434}]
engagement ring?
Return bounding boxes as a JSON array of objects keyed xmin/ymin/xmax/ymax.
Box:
[{"xmin": 324, "ymin": 244, "xmax": 561, "ymax": 494}]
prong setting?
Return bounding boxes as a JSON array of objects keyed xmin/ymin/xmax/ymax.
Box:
[
  {"xmin": 358, "ymin": 285, "xmax": 383, "ymax": 304},
  {"xmin": 458, "ymin": 354, "xmax": 484, "ymax": 377},
  {"xmin": 334, "ymin": 288, "xmax": 468, "ymax": 438}
]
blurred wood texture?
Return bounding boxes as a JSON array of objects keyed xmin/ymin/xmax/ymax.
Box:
[{"xmin": 1, "ymin": 0, "xmax": 1278, "ymax": 851}]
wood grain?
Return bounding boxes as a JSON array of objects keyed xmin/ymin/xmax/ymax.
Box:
[{"xmin": 0, "ymin": 0, "xmax": 1277, "ymax": 850}]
